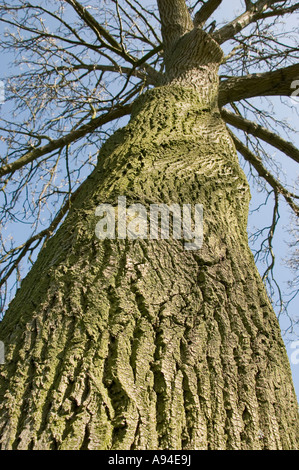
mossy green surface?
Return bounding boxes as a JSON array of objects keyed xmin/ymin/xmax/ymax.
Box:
[{"xmin": 0, "ymin": 83, "xmax": 298, "ymax": 449}]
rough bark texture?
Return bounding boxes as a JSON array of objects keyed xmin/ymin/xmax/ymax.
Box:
[{"xmin": 0, "ymin": 22, "xmax": 298, "ymax": 451}]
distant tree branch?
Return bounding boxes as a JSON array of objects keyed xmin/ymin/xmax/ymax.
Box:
[
  {"xmin": 0, "ymin": 16, "xmax": 102, "ymax": 53},
  {"xmin": 193, "ymin": 0, "xmax": 223, "ymax": 28},
  {"xmin": 213, "ymin": 0, "xmax": 299, "ymax": 44},
  {"xmin": 34, "ymin": 62, "xmax": 162, "ymax": 87},
  {"xmin": 62, "ymin": 1, "xmax": 162, "ymax": 81},
  {"xmin": 222, "ymin": 108, "xmax": 299, "ymax": 164},
  {"xmin": 0, "ymin": 105, "xmax": 132, "ymax": 178},
  {"xmin": 64, "ymin": 0, "xmax": 136, "ymax": 63},
  {"xmin": 255, "ymin": 1, "xmax": 299, "ymax": 20},
  {"xmin": 0, "ymin": 184, "xmax": 82, "ymax": 290},
  {"xmin": 218, "ymin": 63, "xmax": 299, "ymax": 106},
  {"xmin": 230, "ymin": 131, "xmax": 299, "ymax": 217},
  {"xmin": 261, "ymin": 190, "xmax": 279, "ymax": 284}
]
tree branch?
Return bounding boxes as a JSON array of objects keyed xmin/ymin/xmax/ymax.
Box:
[
  {"xmin": 213, "ymin": 0, "xmax": 297, "ymax": 44},
  {"xmin": 35, "ymin": 62, "xmax": 162, "ymax": 87},
  {"xmin": 194, "ymin": 0, "xmax": 223, "ymax": 28},
  {"xmin": 218, "ymin": 63, "xmax": 299, "ymax": 106},
  {"xmin": 222, "ymin": 108, "xmax": 299, "ymax": 164},
  {"xmin": 230, "ymin": 131, "xmax": 299, "ymax": 217},
  {"xmin": 157, "ymin": 0, "xmax": 193, "ymax": 52},
  {"xmin": 0, "ymin": 184, "xmax": 82, "ymax": 290},
  {"xmin": 63, "ymin": 1, "xmax": 162, "ymax": 82},
  {"xmin": 0, "ymin": 105, "xmax": 132, "ymax": 178},
  {"xmin": 64, "ymin": 0, "xmax": 136, "ymax": 63},
  {"xmin": 255, "ymin": 1, "xmax": 299, "ymax": 20},
  {"xmin": 261, "ymin": 191, "xmax": 279, "ymax": 284}
]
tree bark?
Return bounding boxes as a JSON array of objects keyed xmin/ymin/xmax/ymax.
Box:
[
  {"xmin": 0, "ymin": 26, "xmax": 298, "ymax": 451},
  {"xmin": 218, "ymin": 63, "xmax": 299, "ymax": 106}
]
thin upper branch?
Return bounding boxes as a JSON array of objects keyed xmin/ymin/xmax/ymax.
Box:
[
  {"xmin": 213, "ymin": 0, "xmax": 299, "ymax": 44},
  {"xmin": 0, "ymin": 184, "xmax": 82, "ymax": 289},
  {"xmin": 32, "ymin": 62, "xmax": 161, "ymax": 86},
  {"xmin": 0, "ymin": 105, "xmax": 132, "ymax": 178},
  {"xmin": 194, "ymin": 0, "xmax": 223, "ymax": 28},
  {"xmin": 230, "ymin": 131, "xmax": 299, "ymax": 217},
  {"xmin": 222, "ymin": 108, "xmax": 299, "ymax": 164},
  {"xmin": 64, "ymin": 0, "xmax": 136, "ymax": 63},
  {"xmin": 218, "ymin": 63, "xmax": 299, "ymax": 106}
]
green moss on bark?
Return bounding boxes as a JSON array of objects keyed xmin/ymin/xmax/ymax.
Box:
[{"xmin": 0, "ymin": 83, "xmax": 298, "ymax": 450}]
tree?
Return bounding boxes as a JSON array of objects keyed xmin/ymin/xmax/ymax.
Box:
[{"xmin": 0, "ymin": 0, "xmax": 298, "ymax": 450}]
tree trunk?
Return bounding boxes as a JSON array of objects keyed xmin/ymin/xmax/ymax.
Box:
[{"xmin": 0, "ymin": 29, "xmax": 298, "ymax": 451}]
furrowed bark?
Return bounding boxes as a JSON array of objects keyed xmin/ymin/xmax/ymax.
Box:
[
  {"xmin": 157, "ymin": 0, "xmax": 193, "ymax": 56},
  {"xmin": 0, "ymin": 10, "xmax": 298, "ymax": 451}
]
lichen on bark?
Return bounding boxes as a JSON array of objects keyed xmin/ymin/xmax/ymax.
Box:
[{"xmin": 0, "ymin": 22, "xmax": 298, "ymax": 451}]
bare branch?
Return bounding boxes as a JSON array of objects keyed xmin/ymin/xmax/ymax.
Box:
[
  {"xmin": 29, "ymin": 62, "xmax": 161, "ymax": 86},
  {"xmin": 222, "ymin": 108, "xmax": 299, "ymax": 164},
  {"xmin": 213, "ymin": 0, "xmax": 299, "ymax": 44},
  {"xmin": 262, "ymin": 191, "xmax": 279, "ymax": 283},
  {"xmin": 64, "ymin": 0, "xmax": 136, "ymax": 63},
  {"xmin": 230, "ymin": 131, "xmax": 299, "ymax": 217},
  {"xmin": 256, "ymin": 1, "xmax": 299, "ymax": 19},
  {"xmin": 122, "ymin": 0, "xmax": 162, "ymax": 44},
  {"xmin": 219, "ymin": 63, "xmax": 299, "ymax": 106},
  {"xmin": 194, "ymin": 0, "xmax": 223, "ymax": 28},
  {"xmin": 0, "ymin": 105, "xmax": 132, "ymax": 178},
  {"xmin": 0, "ymin": 184, "xmax": 83, "ymax": 290}
]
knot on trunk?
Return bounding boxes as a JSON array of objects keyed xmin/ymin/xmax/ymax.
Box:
[
  {"xmin": 163, "ymin": 29, "xmax": 224, "ymax": 107},
  {"xmin": 166, "ymin": 28, "xmax": 223, "ymax": 72}
]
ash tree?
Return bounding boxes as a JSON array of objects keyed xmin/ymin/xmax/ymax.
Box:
[{"xmin": 0, "ymin": 0, "xmax": 298, "ymax": 450}]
